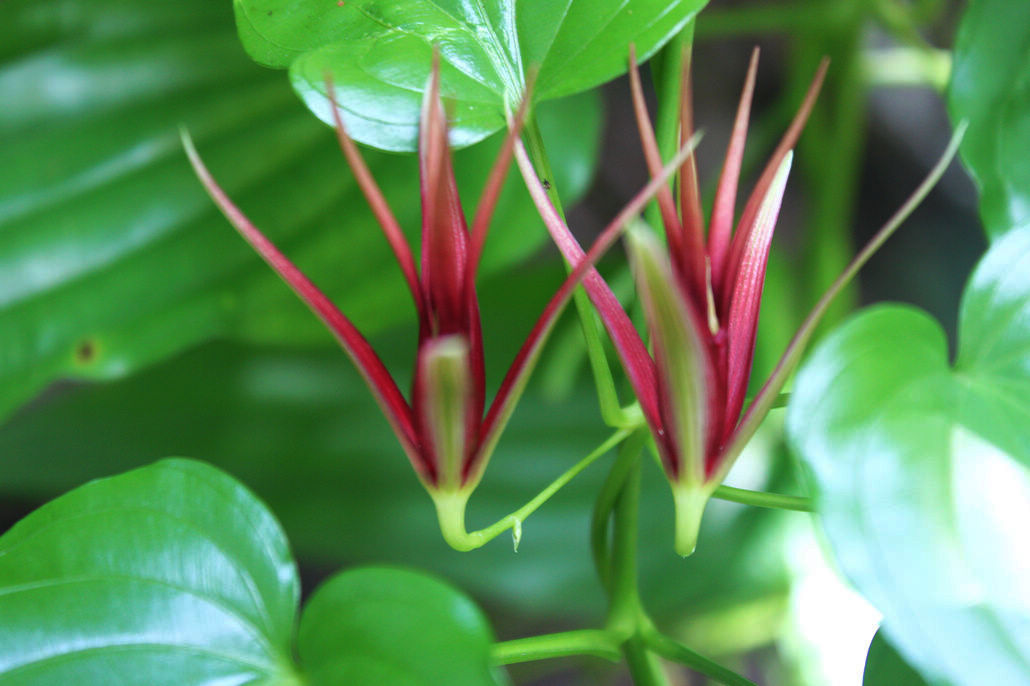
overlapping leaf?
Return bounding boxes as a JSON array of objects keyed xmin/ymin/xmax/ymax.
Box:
[
  {"xmin": 0, "ymin": 460, "xmax": 501, "ymax": 685},
  {"xmin": 0, "ymin": 0, "xmax": 600, "ymax": 422},
  {"xmin": 300, "ymin": 567, "xmax": 503, "ymax": 685},
  {"xmin": 862, "ymin": 630, "xmax": 931, "ymax": 686},
  {"xmin": 234, "ymin": 0, "xmax": 706, "ymax": 150},
  {"xmin": 948, "ymin": 0, "xmax": 1030, "ymax": 239},
  {"xmin": 0, "ymin": 459, "xmax": 301, "ymax": 685},
  {"xmin": 788, "ymin": 227, "xmax": 1030, "ymax": 686}
]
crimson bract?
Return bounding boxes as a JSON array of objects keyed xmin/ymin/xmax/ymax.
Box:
[
  {"xmin": 515, "ymin": 48, "xmax": 831, "ymax": 555},
  {"xmin": 183, "ymin": 58, "xmax": 695, "ymax": 550}
]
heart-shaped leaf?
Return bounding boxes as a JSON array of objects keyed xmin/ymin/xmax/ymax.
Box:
[
  {"xmin": 948, "ymin": 0, "xmax": 1030, "ymax": 239},
  {"xmin": 0, "ymin": 460, "xmax": 503, "ymax": 685},
  {"xmin": 0, "ymin": 459, "xmax": 301, "ymax": 684},
  {"xmin": 234, "ymin": 0, "xmax": 706, "ymax": 150},
  {"xmin": 787, "ymin": 226, "xmax": 1030, "ymax": 686},
  {"xmin": 863, "ymin": 630, "xmax": 932, "ymax": 686},
  {"xmin": 299, "ymin": 567, "xmax": 502, "ymax": 685},
  {"xmin": 0, "ymin": 0, "xmax": 600, "ymax": 422}
]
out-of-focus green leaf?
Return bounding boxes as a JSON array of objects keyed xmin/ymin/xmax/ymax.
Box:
[
  {"xmin": 234, "ymin": 0, "xmax": 705, "ymax": 150},
  {"xmin": 0, "ymin": 459, "xmax": 301, "ymax": 685},
  {"xmin": 300, "ymin": 567, "xmax": 504, "ymax": 686},
  {"xmin": 0, "ymin": 264, "xmax": 792, "ymax": 624},
  {"xmin": 787, "ymin": 227, "xmax": 1030, "ymax": 686},
  {"xmin": 0, "ymin": 0, "xmax": 600, "ymax": 422},
  {"xmin": 948, "ymin": 0, "xmax": 1030, "ymax": 239},
  {"xmin": 862, "ymin": 630, "xmax": 933, "ymax": 686}
]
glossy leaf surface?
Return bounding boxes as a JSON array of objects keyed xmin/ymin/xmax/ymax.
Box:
[
  {"xmin": 948, "ymin": 0, "xmax": 1030, "ymax": 239},
  {"xmin": 0, "ymin": 0, "xmax": 600, "ymax": 422},
  {"xmin": 299, "ymin": 567, "xmax": 502, "ymax": 685},
  {"xmin": 862, "ymin": 630, "xmax": 932, "ymax": 686},
  {"xmin": 0, "ymin": 459, "xmax": 503, "ymax": 684},
  {"xmin": 788, "ymin": 227, "xmax": 1030, "ymax": 686},
  {"xmin": 0, "ymin": 459, "xmax": 300, "ymax": 685},
  {"xmin": 234, "ymin": 0, "xmax": 706, "ymax": 150}
]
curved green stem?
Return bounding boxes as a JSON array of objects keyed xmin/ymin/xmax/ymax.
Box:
[
  {"xmin": 591, "ymin": 428, "xmax": 647, "ymax": 593},
  {"xmin": 492, "ymin": 629, "xmax": 622, "ymax": 665},
  {"xmin": 607, "ymin": 434, "xmax": 646, "ymax": 631},
  {"xmin": 434, "ymin": 427, "xmax": 632, "ymax": 551},
  {"xmin": 523, "ymin": 116, "xmax": 635, "ymax": 429},
  {"xmin": 711, "ymin": 485, "xmax": 814, "ymax": 512},
  {"xmin": 640, "ymin": 621, "xmax": 756, "ymax": 686},
  {"xmin": 623, "ymin": 636, "xmax": 672, "ymax": 686}
]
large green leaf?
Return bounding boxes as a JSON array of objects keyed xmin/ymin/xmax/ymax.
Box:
[
  {"xmin": 0, "ymin": 268, "xmax": 794, "ymax": 625},
  {"xmin": 787, "ymin": 227, "xmax": 1030, "ymax": 686},
  {"xmin": 862, "ymin": 630, "xmax": 932, "ymax": 686},
  {"xmin": 0, "ymin": 0, "xmax": 600, "ymax": 421},
  {"xmin": 0, "ymin": 460, "xmax": 502, "ymax": 684},
  {"xmin": 948, "ymin": 0, "xmax": 1030, "ymax": 239},
  {"xmin": 234, "ymin": 0, "xmax": 706, "ymax": 150},
  {"xmin": 299, "ymin": 567, "xmax": 502, "ymax": 685},
  {"xmin": 0, "ymin": 459, "xmax": 301, "ymax": 685}
]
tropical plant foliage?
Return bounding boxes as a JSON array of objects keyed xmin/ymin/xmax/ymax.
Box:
[{"xmin": 1, "ymin": 1, "xmax": 1026, "ymax": 684}]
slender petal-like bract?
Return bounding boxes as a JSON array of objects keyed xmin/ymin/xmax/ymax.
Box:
[
  {"xmin": 520, "ymin": 48, "xmax": 954, "ymax": 556},
  {"xmin": 185, "ymin": 57, "xmax": 699, "ymax": 549},
  {"xmin": 519, "ymin": 46, "xmax": 832, "ymax": 552}
]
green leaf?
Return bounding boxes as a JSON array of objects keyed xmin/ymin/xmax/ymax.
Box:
[
  {"xmin": 863, "ymin": 630, "xmax": 933, "ymax": 686},
  {"xmin": 787, "ymin": 227, "xmax": 1030, "ymax": 686},
  {"xmin": 0, "ymin": 459, "xmax": 301, "ymax": 685},
  {"xmin": 948, "ymin": 0, "xmax": 1030, "ymax": 239},
  {"xmin": 0, "ymin": 459, "xmax": 503, "ymax": 684},
  {"xmin": 299, "ymin": 567, "xmax": 503, "ymax": 685},
  {"xmin": 0, "ymin": 0, "xmax": 600, "ymax": 421},
  {"xmin": 234, "ymin": 0, "xmax": 706, "ymax": 150}
]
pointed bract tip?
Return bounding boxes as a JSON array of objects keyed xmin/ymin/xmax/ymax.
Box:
[
  {"xmin": 178, "ymin": 125, "xmax": 194, "ymax": 152},
  {"xmin": 760, "ymin": 149, "xmax": 794, "ymax": 223},
  {"xmin": 179, "ymin": 128, "xmax": 206, "ymax": 175},
  {"xmin": 769, "ymin": 150, "xmax": 793, "ymax": 200}
]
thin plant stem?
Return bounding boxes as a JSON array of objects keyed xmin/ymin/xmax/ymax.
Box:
[
  {"xmin": 796, "ymin": 2, "xmax": 868, "ymax": 330},
  {"xmin": 711, "ymin": 485, "xmax": 814, "ymax": 512},
  {"xmin": 624, "ymin": 636, "xmax": 672, "ymax": 686},
  {"xmin": 607, "ymin": 433, "xmax": 646, "ymax": 627},
  {"xmin": 641, "ymin": 621, "xmax": 756, "ymax": 686},
  {"xmin": 522, "ymin": 115, "xmax": 635, "ymax": 429},
  {"xmin": 592, "ymin": 429, "xmax": 647, "ymax": 594},
  {"xmin": 644, "ymin": 20, "xmax": 692, "ymax": 234},
  {"xmin": 492, "ymin": 629, "xmax": 622, "ymax": 664},
  {"xmin": 435, "ymin": 427, "xmax": 633, "ymax": 551},
  {"xmin": 696, "ymin": 1, "xmax": 837, "ymax": 38}
]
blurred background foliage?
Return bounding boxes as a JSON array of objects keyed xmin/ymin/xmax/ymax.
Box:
[{"xmin": 0, "ymin": 0, "xmax": 999, "ymax": 684}]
